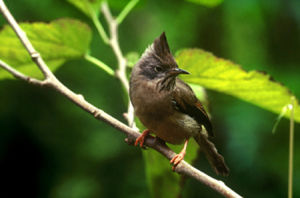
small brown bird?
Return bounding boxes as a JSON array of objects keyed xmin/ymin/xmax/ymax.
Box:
[{"xmin": 129, "ymin": 32, "xmax": 229, "ymax": 176}]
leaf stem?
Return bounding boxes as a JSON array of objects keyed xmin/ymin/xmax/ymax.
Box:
[
  {"xmin": 116, "ymin": 0, "xmax": 139, "ymax": 24},
  {"xmin": 288, "ymin": 97, "xmax": 295, "ymax": 198},
  {"xmin": 87, "ymin": 2, "xmax": 110, "ymax": 44},
  {"xmin": 272, "ymin": 105, "xmax": 289, "ymax": 134},
  {"xmin": 84, "ymin": 54, "xmax": 114, "ymax": 76}
]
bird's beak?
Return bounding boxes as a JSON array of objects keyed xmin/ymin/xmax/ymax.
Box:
[{"xmin": 168, "ymin": 68, "xmax": 190, "ymax": 76}]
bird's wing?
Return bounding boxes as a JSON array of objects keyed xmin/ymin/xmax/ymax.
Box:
[{"xmin": 172, "ymin": 79, "xmax": 213, "ymax": 137}]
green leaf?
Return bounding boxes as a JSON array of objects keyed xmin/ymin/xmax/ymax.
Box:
[
  {"xmin": 66, "ymin": 0, "xmax": 103, "ymax": 18},
  {"xmin": 176, "ymin": 49, "xmax": 300, "ymax": 123},
  {"xmin": 185, "ymin": 0, "xmax": 223, "ymax": 7},
  {"xmin": 125, "ymin": 51, "xmax": 140, "ymax": 68},
  {"xmin": 0, "ymin": 18, "xmax": 92, "ymax": 80},
  {"xmin": 189, "ymin": 83, "xmax": 209, "ymax": 108}
]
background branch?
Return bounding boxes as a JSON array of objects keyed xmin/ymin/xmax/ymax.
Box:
[
  {"xmin": 0, "ymin": 0, "xmax": 241, "ymax": 197},
  {"xmin": 101, "ymin": 1, "xmax": 136, "ymax": 128},
  {"xmin": 86, "ymin": 0, "xmax": 109, "ymax": 44}
]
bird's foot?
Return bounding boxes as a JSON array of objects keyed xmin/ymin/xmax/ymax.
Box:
[
  {"xmin": 170, "ymin": 152, "xmax": 186, "ymax": 171},
  {"xmin": 170, "ymin": 139, "xmax": 189, "ymax": 170},
  {"xmin": 135, "ymin": 129, "xmax": 151, "ymax": 147}
]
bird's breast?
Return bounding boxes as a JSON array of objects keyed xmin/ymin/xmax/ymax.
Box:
[{"xmin": 130, "ymin": 78, "xmax": 171, "ymax": 116}]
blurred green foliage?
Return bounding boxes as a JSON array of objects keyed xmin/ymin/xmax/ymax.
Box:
[
  {"xmin": 0, "ymin": 0, "xmax": 299, "ymax": 198},
  {"xmin": 185, "ymin": 0, "xmax": 223, "ymax": 7},
  {"xmin": 66, "ymin": 0, "xmax": 103, "ymax": 18},
  {"xmin": 0, "ymin": 19, "xmax": 91, "ymax": 79}
]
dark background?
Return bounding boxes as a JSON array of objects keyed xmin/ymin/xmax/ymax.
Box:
[{"xmin": 0, "ymin": 0, "xmax": 299, "ymax": 197}]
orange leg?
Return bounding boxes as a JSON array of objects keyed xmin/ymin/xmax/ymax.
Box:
[
  {"xmin": 135, "ymin": 129, "xmax": 151, "ymax": 147},
  {"xmin": 170, "ymin": 139, "xmax": 189, "ymax": 170}
]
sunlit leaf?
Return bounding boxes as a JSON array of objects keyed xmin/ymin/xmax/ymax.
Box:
[
  {"xmin": 176, "ymin": 49, "xmax": 300, "ymax": 122},
  {"xmin": 66, "ymin": 0, "xmax": 103, "ymax": 18},
  {"xmin": 0, "ymin": 18, "xmax": 92, "ymax": 80}
]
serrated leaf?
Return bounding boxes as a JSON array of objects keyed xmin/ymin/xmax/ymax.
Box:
[
  {"xmin": 176, "ymin": 49, "xmax": 300, "ymax": 122},
  {"xmin": 185, "ymin": 0, "xmax": 223, "ymax": 7},
  {"xmin": 0, "ymin": 18, "xmax": 92, "ymax": 80},
  {"xmin": 66, "ymin": 0, "xmax": 103, "ymax": 18}
]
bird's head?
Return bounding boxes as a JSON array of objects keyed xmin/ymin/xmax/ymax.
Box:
[{"xmin": 133, "ymin": 32, "xmax": 189, "ymax": 91}]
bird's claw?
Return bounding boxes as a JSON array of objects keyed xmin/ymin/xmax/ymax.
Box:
[
  {"xmin": 134, "ymin": 129, "xmax": 150, "ymax": 147},
  {"xmin": 170, "ymin": 153, "xmax": 185, "ymax": 170},
  {"xmin": 135, "ymin": 134, "xmax": 146, "ymax": 147},
  {"xmin": 170, "ymin": 153, "xmax": 184, "ymax": 165}
]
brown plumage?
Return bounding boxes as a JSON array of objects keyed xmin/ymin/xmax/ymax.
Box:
[{"xmin": 129, "ymin": 32, "xmax": 229, "ymax": 176}]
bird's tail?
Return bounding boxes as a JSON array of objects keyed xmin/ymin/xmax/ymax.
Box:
[{"xmin": 194, "ymin": 133, "xmax": 229, "ymax": 176}]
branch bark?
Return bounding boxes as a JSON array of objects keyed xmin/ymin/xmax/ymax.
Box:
[{"xmin": 0, "ymin": 1, "xmax": 242, "ymax": 197}]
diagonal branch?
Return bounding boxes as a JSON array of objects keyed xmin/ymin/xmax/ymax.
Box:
[{"xmin": 0, "ymin": 1, "xmax": 242, "ymax": 197}]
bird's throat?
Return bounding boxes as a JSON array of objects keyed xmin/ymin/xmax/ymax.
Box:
[{"xmin": 156, "ymin": 76, "xmax": 176, "ymax": 92}]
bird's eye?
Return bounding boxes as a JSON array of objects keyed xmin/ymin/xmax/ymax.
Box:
[{"xmin": 154, "ymin": 66, "xmax": 163, "ymax": 72}]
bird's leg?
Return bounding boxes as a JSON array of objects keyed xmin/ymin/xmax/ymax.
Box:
[
  {"xmin": 170, "ymin": 139, "xmax": 189, "ymax": 170},
  {"xmin": 134, "ymin": 129, "xmax": 151, "ymax": 147}
]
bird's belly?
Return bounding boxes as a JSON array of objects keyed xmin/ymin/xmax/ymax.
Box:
[{"xmin": 140, "ymin": 112, "xmax": 201, "ymax": 145}]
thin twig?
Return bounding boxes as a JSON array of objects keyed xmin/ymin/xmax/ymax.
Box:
[
  {"xmin": 101, "ymin": 2, "xmax": 128, "ymax": 91},
  {"xmin": 84, "ymin": 54, "xmax": 115, "ymax": 76},
  {"xmin": 288, "ymin": 97, "xmax": 295, "ymax": 198},
  {"xmin": 101, "ymin": 2, "xmax": 136, "ymax": 128},
  {"xmin": 116, "ymin": 0, "xmax": 139, "ymax": 24},
  {"xmin": 0, "ymin": 59, "xmax": 43, "ymax": 85},
  {"xmin": 0, "ymin": 0, "xmax": 242, "ymax": 197},
  {"xmin": 87, "ymin": 1, "xmax": 110, "ymax": 44}
]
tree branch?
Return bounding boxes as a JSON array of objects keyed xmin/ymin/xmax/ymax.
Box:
[
  {"xmin": 101, "ymin": 1, "xmax": 136, "ymax": 129},
  {"xmin": 0, "ymin": 59, "xmax": 43, "ymax": 85},
  {"xmin": 0, "ymin": 1, "xmax": 242, "ymax": 197}
]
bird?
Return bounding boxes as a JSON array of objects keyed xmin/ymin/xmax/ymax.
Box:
[{"xmin": 129, "ymin": 32, "xmax": 229, "ymax": 176}]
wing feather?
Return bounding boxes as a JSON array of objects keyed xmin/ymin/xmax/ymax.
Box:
[{"xmin": 173, "ymin": 79, "xmax": 213, "ymax": 137}]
